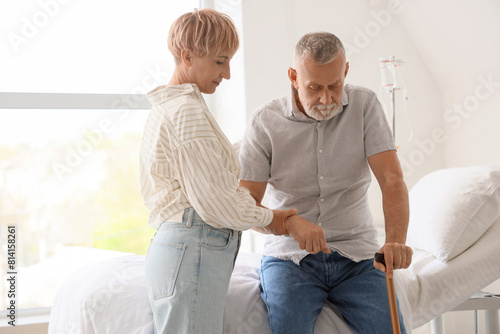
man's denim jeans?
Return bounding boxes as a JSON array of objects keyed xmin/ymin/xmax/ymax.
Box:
[{"xmin": 260, "ymin": 251, "xmax": 406, "ymax": 334}]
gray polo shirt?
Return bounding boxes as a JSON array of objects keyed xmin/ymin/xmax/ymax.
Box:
[{"xmin": 239, "ymin": 84, "xmax": 396, "ymax": 264}]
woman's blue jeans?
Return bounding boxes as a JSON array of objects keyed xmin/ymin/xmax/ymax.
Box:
[
  {"xmin": 145, "ymin": 207, "xmax": 241, "ymax": 334},
  {"xmin": 259, "ymin": 251, "xmax": 406, "ymax": 334}
]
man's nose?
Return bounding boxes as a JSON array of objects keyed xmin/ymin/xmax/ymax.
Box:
[{"xmin": 319, "ymin": 89, "xmax": 333, "ymax": 105}]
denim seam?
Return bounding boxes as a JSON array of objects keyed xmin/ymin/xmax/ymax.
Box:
[
  {"xmin": 232, "ymin": 231, "xmax": 242, "ymax": 268},
  {"xmin": 259, "ymin": 268, "xmax": 273, "ymax": 329},
  {"xmin": 329, "ymin": 296, "xmax": 364, "ymax": 334},
  {"xmin": 201, "ymin": 228, "xmax": 232, "ymax": 251},
  {"xmin": 159, "ymin": 223, "xmax": 203, "ymax": 230},
  {"xmin": 189, "ymin": 242, "xmax": 201, "ymax": 334}
]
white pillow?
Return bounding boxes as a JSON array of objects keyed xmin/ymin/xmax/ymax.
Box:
[{"xmin": 407, "ymin": 165, "xmax": 500, "ymax": 262}]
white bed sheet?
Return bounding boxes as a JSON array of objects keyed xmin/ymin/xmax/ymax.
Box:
[
  {"xmin": 48, "ymin": 219, "xmax": 500, "ymax": 334},
  {"xmin": 49, "ymin": 254, "xmax": 153, "ymax": 334}
]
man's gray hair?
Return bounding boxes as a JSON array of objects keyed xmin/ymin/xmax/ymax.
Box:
[{"xmin": 294, "ymin": 32, "xmax": 345, "ymax": 65}]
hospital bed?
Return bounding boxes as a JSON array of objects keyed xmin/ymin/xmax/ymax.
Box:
[{"xmin": 48, "ymin": 165, "xmax": 500, "ymax": 333}]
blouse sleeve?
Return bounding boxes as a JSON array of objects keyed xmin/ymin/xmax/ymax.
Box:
[{"xmin": 171, "ymin": 137, "xmax": 273, "ymax": 231}]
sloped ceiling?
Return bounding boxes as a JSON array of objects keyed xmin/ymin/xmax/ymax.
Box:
[{"xmin": 394, "ymin": 0, "xmax": 500, "ymax": 95}]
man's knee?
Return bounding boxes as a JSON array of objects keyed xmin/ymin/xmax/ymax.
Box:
[{"xmin": 259, "ymin": 256, "xmax": 326, "ymax": 333}]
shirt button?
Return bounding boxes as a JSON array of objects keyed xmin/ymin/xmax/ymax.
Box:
[
  {"xmin": 319, "ymin": 176, "xmax": 324, "ymax": 180},
  {"xmin": 318, "ymin": 222, "xmax": 323, "ymax": 227},
  {"xmin": 320, "ymin": 198, "xmax": 325, "ymax": 202},
  {"xmin": 318, "ymin": 149, "xmax": 323, "ymax": 153}
]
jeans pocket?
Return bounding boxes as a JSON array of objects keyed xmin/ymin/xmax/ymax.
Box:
[
  {"xmin": 202, "ymin": 228, "xmax": 231, "ymax": 251},
  {"xmin": 145, "ymin": 241, "xmax": 186, "ymax": 300}
]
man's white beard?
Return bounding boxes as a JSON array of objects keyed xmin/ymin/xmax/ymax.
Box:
[{"xmin": 304, "ymin": 102, "xmax": 342, "ymax": 121}]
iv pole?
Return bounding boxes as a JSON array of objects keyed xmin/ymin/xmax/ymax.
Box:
[
  {"xmin": 392, "ymin": 84, "xmax": 396, "ymax": 139},
  {"xmin": 379, "ymin": 56, "xmax": 404, "ymax": 140}
]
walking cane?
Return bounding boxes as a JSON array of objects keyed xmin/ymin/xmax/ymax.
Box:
[{"xmin": 374, "ymin": 252, "xmax": 401, "ymax": 334}]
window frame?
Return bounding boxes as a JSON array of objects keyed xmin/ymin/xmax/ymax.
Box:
[{"xmin": 0, "ymin": 92, "xmax": 150, "ymax": 110}]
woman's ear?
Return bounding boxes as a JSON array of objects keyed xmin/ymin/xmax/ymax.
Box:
[{"xmin": 180, "ymin": 49, "xmax": 193, "ymax": 68}]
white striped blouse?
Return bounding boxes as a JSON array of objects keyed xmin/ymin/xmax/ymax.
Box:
[{"xmin": 139, "ymin": 83, "xmax": 273, "ymax": 231}]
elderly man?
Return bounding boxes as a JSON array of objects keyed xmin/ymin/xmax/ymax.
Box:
[{"xmin": 239, "ymin": 32, "xmax": 412, "ymax": 334}]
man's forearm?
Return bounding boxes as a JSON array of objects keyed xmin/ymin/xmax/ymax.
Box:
[{"xmin": 382, "ymin": 177, "xmax": 409, "ymax": 244}]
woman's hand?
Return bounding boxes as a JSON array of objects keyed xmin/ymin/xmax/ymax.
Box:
[{"xmin": 263, "ymin": 208, "xmax": 298, "ymax": 235}]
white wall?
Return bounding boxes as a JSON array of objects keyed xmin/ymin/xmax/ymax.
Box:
[
  {"xmin": 209, "ymin": 0, "xmax": 248, "ymax": 144},
  {"xmin": 398, "ymin": 0, "xmax": 500, "ymax": 169},
  {"xmin": 241, "ymin": 0, "xmax": 293, "ymax": 115}
]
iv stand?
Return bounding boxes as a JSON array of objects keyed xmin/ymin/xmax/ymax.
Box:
[
  {"xmin": 391, "ymin": 87, "xmax": 396, "ymax": 140},
  {"xmin": 379, "ymin": 56, "xmax": 404, "ymax": 141}
]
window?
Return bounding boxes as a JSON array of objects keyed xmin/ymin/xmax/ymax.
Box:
[{"xmin": 0, "ymin": 107, "xmax": 152, "ymax": 310}]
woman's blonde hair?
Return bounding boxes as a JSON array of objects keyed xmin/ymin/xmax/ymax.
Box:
[{"xmin": 168, "ymin": 8, "xmax": 239, "ymax": 63}]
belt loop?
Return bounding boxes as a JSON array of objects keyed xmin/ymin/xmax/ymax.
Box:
[{"xmin": 186, "ymin": 207, "xmax": 194, "ymax": 227}]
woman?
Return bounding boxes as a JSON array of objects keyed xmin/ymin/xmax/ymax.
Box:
[{"xmin": 139, "ymin": 8, "xmax": 296, "ymax": 334}]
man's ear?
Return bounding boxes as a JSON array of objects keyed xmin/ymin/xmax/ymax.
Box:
[
  {"xmin": 344, "ymin": 61, "xmax": 350, "ymax": 78},
  {"xmin": 181, "ymin": 49, "xmax": 193, "ymax": 68},
  {"xmin": 288, "ymin": 67, "xmax": 298, "ymax": 89}
]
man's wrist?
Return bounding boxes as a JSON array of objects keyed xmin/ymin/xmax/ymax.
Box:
[
  {"xmin": 284, "ymin": 215, "xmax": 297, "ymax": 234},
  {"xmin": 385, "ymin": 231, "xmax": 407, "ymax": 244},
  {"xmin": 282, "ymin": 218, "xmax": 289, "ymax": 235}
]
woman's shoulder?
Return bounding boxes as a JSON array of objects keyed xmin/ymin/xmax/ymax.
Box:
[
  {"xmin": 149, "ymin": 85, "xmax": 206, "ymax": 118},
  {"xmin": 148, "ymin": 84, "xmax": 198, "ymax": 107}
]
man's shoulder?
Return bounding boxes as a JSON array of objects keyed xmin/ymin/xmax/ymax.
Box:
[
  {"xmin": 344, "ymin": 83, "xmax": 377, "ymax": 99},
  {"xmin": 250, "ymin": 95, "xmax": 289, "ymax": 122}
]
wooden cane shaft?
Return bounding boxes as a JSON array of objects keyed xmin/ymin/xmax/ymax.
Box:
[{"xmin": 386, "ymin": 276, "xmax": 401, "ymax": 334}]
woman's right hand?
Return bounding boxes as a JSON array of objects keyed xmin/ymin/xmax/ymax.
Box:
[{"xmin": 263, "ymin": 208, "xmax": 297, "ymax": 235}]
